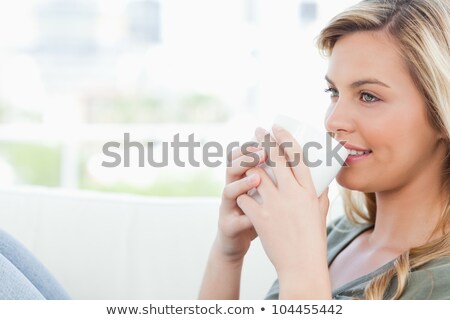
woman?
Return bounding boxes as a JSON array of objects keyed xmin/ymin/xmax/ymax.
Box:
[{"xmin": 199, "ymin": 0, "xmax": 450, "ymax": 300}]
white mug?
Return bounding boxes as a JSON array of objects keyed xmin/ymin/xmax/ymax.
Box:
[{"xmin": 248, "ymin": 114, "xmax": 349, "ymax": 203}]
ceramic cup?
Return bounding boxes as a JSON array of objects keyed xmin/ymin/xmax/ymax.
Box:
[{"xmin": 247, "ymin": 114, "xmax": 349, "ymax": 203}]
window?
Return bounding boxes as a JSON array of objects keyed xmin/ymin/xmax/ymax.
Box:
[{"xmin": 0, "ymin": 0, "xmax": 360, "ymax": 196}]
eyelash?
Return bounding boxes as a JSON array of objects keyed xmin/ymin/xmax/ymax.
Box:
[{"xmin": 324, "ymin": 87, "xmax": 381, "ymax": 103}]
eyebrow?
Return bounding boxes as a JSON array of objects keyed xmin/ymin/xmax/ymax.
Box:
[{"xmin": 325, "ymin": 75, "xmax": 391, "ymax": 89}]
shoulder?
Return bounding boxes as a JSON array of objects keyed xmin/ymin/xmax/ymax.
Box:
[{"xmin": 399, "ymin": 256, "xmax": 450, "ymax": 300}]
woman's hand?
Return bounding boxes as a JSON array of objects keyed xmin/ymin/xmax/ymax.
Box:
[
  {"xmin": 215, "ymin": 143, "xmax": 267, "ymax": 264},
  {"xmin": 198, "ymin": 144, "xmax": 267, "ymax": 300},
  {"xmin": 235, "ymin": 126, "xmax": 331, "ymax": 298}
]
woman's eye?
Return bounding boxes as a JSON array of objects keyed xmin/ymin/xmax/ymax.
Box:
[
  {"xmin": 361, "ymin": 92, "xmax": 380, "ymax": 103},
  {"xmin": 324, "ymin": 88, "xmax": 380, "ymax": 103},
  {"xmin": 324, "ymin": 87, "xmax": 339, "ymax": 98}
]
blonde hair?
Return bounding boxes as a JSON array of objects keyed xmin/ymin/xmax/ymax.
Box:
[{"xmin": 317, "ymin": 0, "xmax": 450, "ymax": 299}]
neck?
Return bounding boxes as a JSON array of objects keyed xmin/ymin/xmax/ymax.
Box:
[{"xmin": 369, "ymin": 161, "xmax": 446, "ymax": 252}]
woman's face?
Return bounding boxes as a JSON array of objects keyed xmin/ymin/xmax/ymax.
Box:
[{"xmin": 324, "ymin": 31, "xmax": 445, "ymax": 193}]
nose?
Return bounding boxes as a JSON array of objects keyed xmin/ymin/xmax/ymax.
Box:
[{"xmin": 324, "ymin": 100, "xmax": 354, "ymax": 138}]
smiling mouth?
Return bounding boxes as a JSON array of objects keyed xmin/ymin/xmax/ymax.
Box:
[
  {"xmin": 339, "ymin": 141, "xmax": 372, "ymax": 155},
  {"xmin": 343, "ymin": 150, "xmax": 372, "ymax": 166},
  {"xmin": 346, "ymin": 149, "xmax": 372, "ymax": 156},
  {"xmin": 338, "ymin": 141, "xmax": 373, "ymax": 166}
]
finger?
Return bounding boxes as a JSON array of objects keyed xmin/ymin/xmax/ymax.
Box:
[
  {"xmin": 229, "ymin": 214, "xmax": 256, "ymax": 236},
  {"xmin": 254, "ymin": 127, "xmax": 295, "ymax": 188},
  {"xmin": 271, "ymin": 124, "xmax": 315, "ymax": 191},
  {"xmin": 318, "ymin": 187, "xmax": 330, "ymax": 225},
  {"xmin": 227, "ymin": 141, "xmax": 260, "ymax": 163},
  {"xmin": 222, "ymin": 174, "xmax": 261, "ymax": 207},
  {"xmin": 254, "ymin": 127, "xmax": 266, "ymax": 148},
  {"xmin": 226, "ymin": 149, "xmax": 266, "ymax": 183},
  {"xmin": 245, "ymin": 166, "xmax": 277, "ymax": 201},
  {"xmin": 236, "ymin": 194, "xmax": 260, "ymax": 220},
  {"xmin": 220, "ymin": 209, "xmax": 257, "ymax": 240}
]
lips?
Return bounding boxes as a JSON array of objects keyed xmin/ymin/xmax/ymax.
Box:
[
  {"xmin": 339, "ymin": 141, "xmax": 372, "ymax": 152},
  {"xmin": 346, "ymin": 149, "xmax": 372, "ymax": 156},
  {"xmin": 337, "ymin": 141, "xmax": 372, "ymax": 165}
]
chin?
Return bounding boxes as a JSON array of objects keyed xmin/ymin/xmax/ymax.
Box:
[{"xmin": 336, "ymin": 171, "xmax": 375, "ymax": 193}]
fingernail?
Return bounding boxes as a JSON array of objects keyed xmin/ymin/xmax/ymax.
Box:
[
  {"xmin": 255, "ymin": 127, "xmax": 268, "ymax": 136},
  {"xmin": 246, "ymin": 174, "xmax": 259, "ymax": 185},
  {"xmin": 272, "ymin": 124, "xmax": 284, "ymax": 132}
]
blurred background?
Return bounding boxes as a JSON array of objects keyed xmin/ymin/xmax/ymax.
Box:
[
  {"xmin": 0, "ymin": 0, "xmax": 362, "ymax": 299},
  {"xmin": 0, "ymin": 0, "xmax": 360, "ymax": 197}
]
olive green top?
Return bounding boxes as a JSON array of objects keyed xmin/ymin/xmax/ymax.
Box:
[{"xmin": 264, "ymin": 215, "xmax": 450, "ymax": 300}]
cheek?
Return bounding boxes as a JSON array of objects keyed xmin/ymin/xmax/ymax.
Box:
[
  {"xmin": 366, "ymin": 120, "xmax": 417, "ymax": 171},
  {"xmin": 336, "ymin": 127, "xmax": 434, "ymax": 192},
  {"xmin": 379, "ymin": 111, "xmax": 433, "ymax": 162},
  {"xmin": 323, "ymin": 106, "xmax": 333, "ymax": 130},
  {"xmin": 362, "ymin": 109, "xmax": 411, "ymax": 158},
  {"xmin": 334, "ymin": 122, "xmax": 401, "ymax": 191}
]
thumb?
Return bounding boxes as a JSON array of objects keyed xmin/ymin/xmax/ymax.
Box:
[
  {"xmin": 318, "ymin": 187, "xmax": 330, "ymax": 225},
  {"xmin": 236, "ymin": 194, "xmax": 260, "ymax": 223}
]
